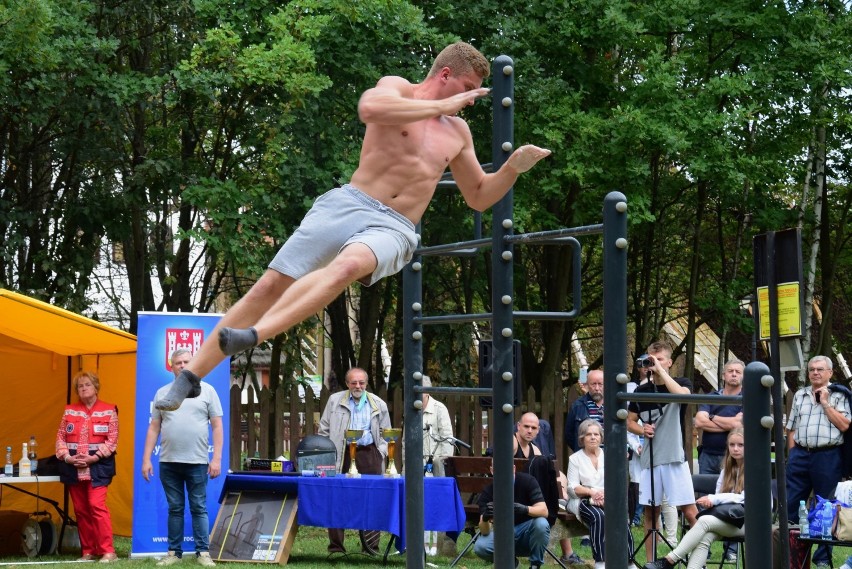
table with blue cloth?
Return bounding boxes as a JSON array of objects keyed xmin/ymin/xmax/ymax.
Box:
[{"xmin": 220, "ymin": 473, "xmax": 465, "ymax": 551}]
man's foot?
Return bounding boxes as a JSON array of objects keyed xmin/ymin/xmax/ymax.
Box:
[
  {"xmin": 219, "ymin": 326, "xmax": 258, "ymax": 356},
  {"xmin": 580, "ymin": 536, "xmax": 591, "ymax": 547},
  {"xmin": 155, "ymin": 369, "xmax": 201, "ymax": 410},
  {"xmin": 644, "ymin": 558, "xmax": 674, "ymax": 569},
  {"xmin": 157, "ymin": 552, "xmax": 182, "ymax": 566},
  {"xmin": 724, "ymin": 552, "xmax": 737, "ymax": 562},
  {"xmin": 559, "ymin": 552, "xmax": 583, "ymax": 565},
  {"xmin": 196, "ymin": 552, "xmax": 216, "ymax": 567},
  {"xmin": 99, "ymin": 553, "xmax": 119, "ymax": 563}
]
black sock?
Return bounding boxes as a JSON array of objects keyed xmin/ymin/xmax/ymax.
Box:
[
  {"xmin": 154, "ymin": 369, "xmax": 201, "ymax": 411},
  {"xmin": 218, "ymin": 326, "xmax": 259, "ymax": 356}
]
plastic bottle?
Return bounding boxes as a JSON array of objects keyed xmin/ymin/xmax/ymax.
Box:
[
  {"xmin": 799, "ymin": 500, "xmax": 810, "ymax": 538},
  {"xmin": 821, "ymin": 502, "xmax": 834, "ymax": 539},
  {"xmin": 3, "ymin": 446, "xmax": 12, "ymax": 477},
  {"xmin": 19, "ymin": 442, "xmax": 31, "ymax": 477},
  {"xmin": 27, "ymin": 435, "xmax": 37, "ymax": 475}
]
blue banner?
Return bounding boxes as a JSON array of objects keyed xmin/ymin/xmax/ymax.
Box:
[{"xmin": 131, "ymin": 312, "xmax": 231, "ymax": 558}]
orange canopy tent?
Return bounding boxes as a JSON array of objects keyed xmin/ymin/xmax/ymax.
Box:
[{"xmin": 0, "ymin": 289, "xmax": 136, "ymax": 535}]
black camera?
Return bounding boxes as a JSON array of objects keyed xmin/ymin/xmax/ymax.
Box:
[{"xmin": 636, "ymin": 354, "xmax": 655, "ymax": 368}]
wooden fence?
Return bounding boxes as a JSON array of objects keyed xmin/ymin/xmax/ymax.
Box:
[{"xmin": 230, "ymin": 383, "xmax": 571, "ymax": 473}]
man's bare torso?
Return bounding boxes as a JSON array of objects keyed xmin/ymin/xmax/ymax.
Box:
[{"xmin": 349, "ymin": 114, "xmax": 468, "ymax": 224}]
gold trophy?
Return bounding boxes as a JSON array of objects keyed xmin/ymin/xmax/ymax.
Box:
[
  {"xmin": 344, "ymin": 429, "xmax": 363, "ymax": 478},
  {"xmin": 382, "ymin": 428, "xmax": 402, "ymax": 478}
]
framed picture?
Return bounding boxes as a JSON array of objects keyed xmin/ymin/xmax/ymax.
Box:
[{"xmin": 209, "ymin": 490, "xmax": 297, "ymax": 564}]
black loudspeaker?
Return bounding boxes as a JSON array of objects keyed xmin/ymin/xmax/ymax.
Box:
[{"xmin": 478, "ymin": 340, "xmax": 522, "ymax": 408}]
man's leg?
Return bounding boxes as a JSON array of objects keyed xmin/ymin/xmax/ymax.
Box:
[
  {"xmin": 811, "ymin": 449, "xmax": 842, "ymax": 565},
  {"xmin": 354, "ymin": 443, "xmax": 384, "ymax": 553},
  {"xmin": 643, "ymin": 505, "xmax": 661, "ymax": 562},
  {"xmin": 185, "ymin": 464, "xmax": 211, "ymax": 555},
  {"xmin": 155, "ymin": 270, "xmax": 293, "ymax": 409},
  {"xmin": 220, "ymin": 244, "xmax": 378, "ymax": 355},
  {"xmin": 473, "ymin": 527, "xmax": 495, "ymax": 561},
  {"xmin": 514, "ymin": 518, "xmax": 550, "ymax": 567},
  {"xmin": 159, "ymin": 463, "xmax": 187, "ymax": 557}
]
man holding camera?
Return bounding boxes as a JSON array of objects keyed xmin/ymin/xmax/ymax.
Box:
[
  {"xmin": 786, "ymin": 355, "xmax": 851, "ymax": 568},
  {"xmin": 627, "ymin": 341, "xmax": 697, "ymax": 562},
  {"xmin": 474, "ymin": 461, "xmax": 551, "ymax": 569}
]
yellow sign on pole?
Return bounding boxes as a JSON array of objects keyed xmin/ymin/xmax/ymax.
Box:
[{"xmin": 757, "ymin": 282, "xmax": 802, "ymax": 340}]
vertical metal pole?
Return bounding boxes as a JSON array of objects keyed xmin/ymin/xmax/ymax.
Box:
[
  {"xmin": 602, "ymin": 191, "xmax": 629, "ymax": 568},
  {"xmin": 403, "ymin": 227, "xmax": 425, "ymax": 569},
  {"xmin": 766, "ymin": 231, "xmax": 790, "ymax": 569},
  {"xmin": 490, "ymin": 55, "xmax": 516, "ymax": 569},
  {"xmin": 743, "ymin": 361, "xmax": 774, "ymax": 568}
]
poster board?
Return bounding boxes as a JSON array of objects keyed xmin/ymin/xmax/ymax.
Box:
[{"xmin": 210, "ymin": 491, "xmax": 298, "ymax": 564}]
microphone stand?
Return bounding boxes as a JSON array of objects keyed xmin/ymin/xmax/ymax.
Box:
[{"xmin": 632, "ymin": 369, "xmax": 676, "ymax": 566}]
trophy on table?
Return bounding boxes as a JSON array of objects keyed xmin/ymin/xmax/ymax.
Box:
[
  {"xmin": 381, "ymin": 428, "xmax": 402, "ymax": 478},
  {"xmin": 344, "ymin": 429, "xmax": 363, "ymax": 478}
]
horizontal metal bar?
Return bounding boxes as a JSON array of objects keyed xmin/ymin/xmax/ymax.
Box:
[
  {"xmin": 506, "ymin": 223, "xmax": 604, "ymax": 244},
  {"xmin": 415, "ymin": 313, "xmax": 493, "ymax": 325},
  {"xmin": 617, "ymin": 392, "xmax": 742, "ymax": 406},
  {"xmin": 416, "ymin": 238, "xmax": 492, "ymax": 257},
  {"xmin": 513, "ymin": 310, "xmax": 580, "ymax": 321},
  {"xmin": 413, "ymin": 386, "xmax": 492, "ymax": 396}
]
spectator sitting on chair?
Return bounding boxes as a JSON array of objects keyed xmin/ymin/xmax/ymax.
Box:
[
  {"xmin": 514, "ymin": 412, "xmax": 581, "ymax": 566},
  {"xmin": 566, "ymin": 419, "xmax": 634, "ymax": 569},
  {"xmin": 474, "ymin": 459, "xmax": 551, "ymax": 569},
  {"xmin": 644, "ymin": 428, "xmax": 745, "ymax": 569},
  {"xmin": 786, "ymin": 355, "xmax": 851, "ymax": 568},
  {"xmin": 694, "ymin": 358, "xmax": 744, "ymax": 563}
]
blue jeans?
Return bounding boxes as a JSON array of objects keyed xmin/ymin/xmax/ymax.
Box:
[
  {"xmin": 474, "ymin": 517, "xmax": 550, "ymax": 566},
  {"xmin": 786, "ymin": 445, "xmax": 842, "ymax": 565},
  {"xmin": 697, "ymin": 451, "xmax": 723, "ymax": 476},
  {"xmin": 160, "ymin": 462, "xmax": 210, "ymax": 555}
]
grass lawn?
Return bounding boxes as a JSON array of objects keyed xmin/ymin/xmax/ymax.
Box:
[{"xmin": 0, "ymin": 524, "xmax": 850, "ymax": 567}]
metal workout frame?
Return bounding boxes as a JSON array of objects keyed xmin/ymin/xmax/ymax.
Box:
[
  {"xmin": 399, "ymin": 54, "xmax": 625, "ymax": 569},
  {"xmin": 400, "ymin": 54, "xmax": 773, "ymax": 569}
]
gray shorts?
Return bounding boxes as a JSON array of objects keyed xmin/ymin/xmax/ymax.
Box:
[{"xmin": 268, "ymin": 184, "xmax": 418, "ymax": 286}]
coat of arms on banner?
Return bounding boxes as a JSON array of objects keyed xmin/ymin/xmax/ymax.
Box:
[{"xmin": 165, "ymin": 328, "xmax": 204, "ymax": 371}]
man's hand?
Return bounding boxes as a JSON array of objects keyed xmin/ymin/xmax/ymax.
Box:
[
  {"xmin": 513, "ymin": 502, "xmax": 529, "ymax": 517},
  {"xmin": 141, "ymin": 460, "xmax": 154, "ymax": 482},
  {"xmin": 442, "ymin": 88, "xmax": 490, "ymax": 116},
  {"xmin": 506, "ymin": 145, "xmax": 552, "ymax": 174},
  {"xmin": 482, "ymin": 501, "xmax": 495, "ymax": 521}
]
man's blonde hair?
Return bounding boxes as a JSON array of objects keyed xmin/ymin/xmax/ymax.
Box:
[{"xmin": 428, "ymin": 41, "xmax": 490, "ymax": 79}]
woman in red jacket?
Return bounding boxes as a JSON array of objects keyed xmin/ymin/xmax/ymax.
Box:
[{"xmin": 56, "ymin": 371, "xmax": 119, "ymax": 563}]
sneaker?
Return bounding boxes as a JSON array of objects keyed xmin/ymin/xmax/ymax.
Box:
[
  {"xmin": 560, "ymin": 552, "xmax": 583, "ymax": 565},
  {"xmin": 157, "ymin": 552, "xmax": 182, "ymax": 566},
  {"xmin": 724, "ymin": 552, "xmax": 738, "ymax": 562},
  {"xmin": 839, "ymin": 564, "xmax": 852, "ymax": 569},
  {"xmin": 580, "ymin": 537, "xmax": 591, "ymax": 547},
  {"xmin": 644, "ymin": 559, "xmax": 674, "ymax": 569},
  {"xmin": 99, "ymin": 553, "xmax": 119, "ymax": 563},
  {"xmin": 196, "ymin": 552, "xmax": 216, "ymax": 567}
]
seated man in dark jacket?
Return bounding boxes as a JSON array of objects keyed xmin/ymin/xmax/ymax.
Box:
[{"xmin": 474, "ymin": 461, "xmax": 551, "ymax": 569}]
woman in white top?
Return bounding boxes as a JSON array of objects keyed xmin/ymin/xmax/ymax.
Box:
[
  {"xmin": 567, "ymin": 418, "xmax": 634, "ymax": 569},
  {"xmin": 644, "ymin": 428, "xmax": 745, "ymax": 569}
]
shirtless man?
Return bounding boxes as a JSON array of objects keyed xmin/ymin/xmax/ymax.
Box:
[{"xmin": 156, "ymin": 41, "xmax": 551, "ymax": 410}]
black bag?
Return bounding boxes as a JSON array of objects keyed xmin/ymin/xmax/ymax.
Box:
[{"xmin": 696, "ymin": 502, "xmax": 745, "ymax": 528}]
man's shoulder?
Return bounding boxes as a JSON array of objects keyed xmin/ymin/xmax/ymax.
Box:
[{"xmin": 674, "ymin": 376, "xmax": 692, "ymax": 388}]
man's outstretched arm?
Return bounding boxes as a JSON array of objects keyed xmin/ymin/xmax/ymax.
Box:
[
  {"xmin": 450, "ymin": 123, "xmax": 551, "ymax": 211},
  {"xmin": 358, "ymin": 76, "xmax": 489, "ymax": 125}
]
